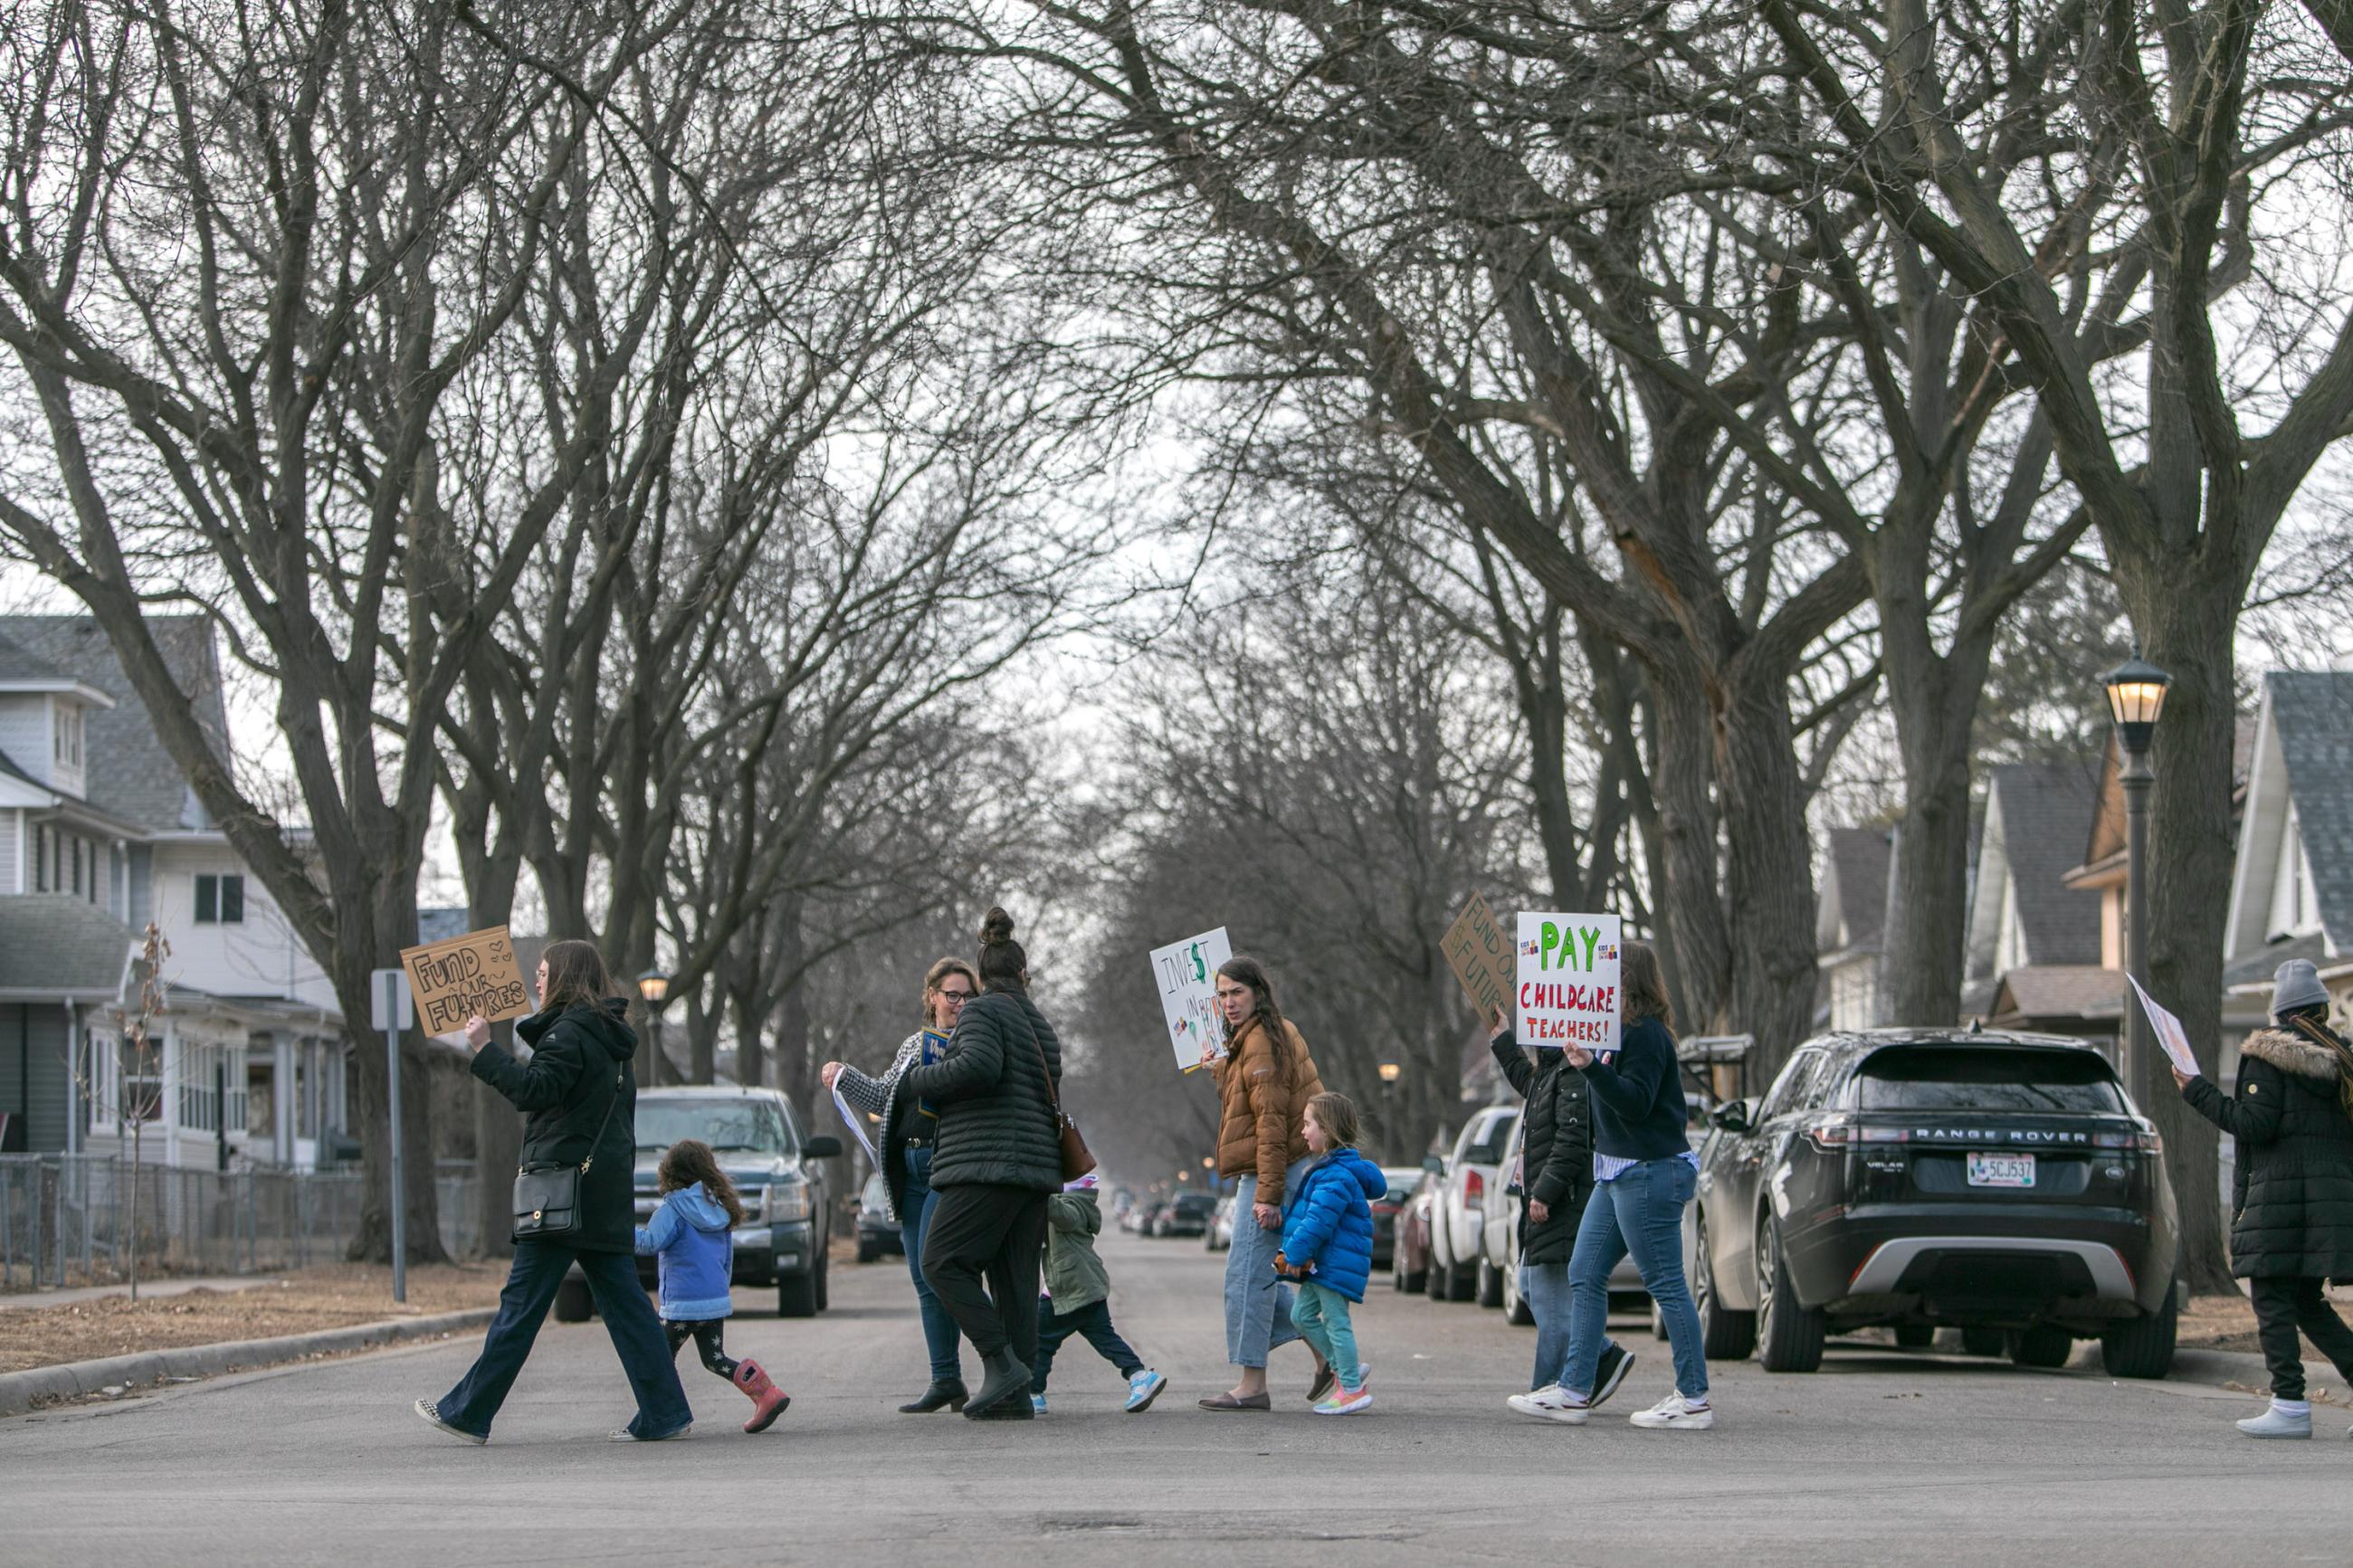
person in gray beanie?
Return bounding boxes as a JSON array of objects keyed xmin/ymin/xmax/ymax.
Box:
[{"xmin": 2175, "ymin": 958, "xmax": 2353, "ymax": 1439}]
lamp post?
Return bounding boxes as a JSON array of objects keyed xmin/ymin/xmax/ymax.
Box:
[
  {"xmin": 2102, "ymin": 654, "xmax": 2171, "ymax": 1099},
  {"xmin": 1377, "ymin": 1061, "xmax": 1402, "ymax": 1164},
  {"xmin": 636, "ymin": 969, "xmax": 672, "ymax": 1088}
]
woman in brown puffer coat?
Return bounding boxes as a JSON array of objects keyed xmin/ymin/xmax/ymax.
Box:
[{"xmin": 1197, "ymin": 956, "xmax": 1331, "ymax": 1411}]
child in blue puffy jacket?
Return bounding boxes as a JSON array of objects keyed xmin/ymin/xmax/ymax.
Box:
[
  {"xmin": 1277, "ymin": 1092, "xmax": 1385, "ymax": 1414},
  {"xmin": 635, "ymin": 1139, "xmax": 788, "ymax": 1433}
]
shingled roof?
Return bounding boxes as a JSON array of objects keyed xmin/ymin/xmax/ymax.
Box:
[
  {"xmin": 0, "ymin": 615, "xmax": 230, "ymax": 834},
  {"xmin": 0, "ymin": 894, "xmax": 132, "ymax": 998},
  {"xmin": 2270, "ymin": 671, "xmax": 2353, "ymax": 952},
  {"xmin": 0, "ymin": 630, "xmax": 76, "ymax": 686},
  {"xmin": 1988, "ymin": 764, "xmax": 2104, "ymax": 966}
]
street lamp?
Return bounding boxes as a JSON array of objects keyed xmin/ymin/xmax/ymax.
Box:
[
  {"xmin": 2102, "ymin": 654, "xmax": 2171, "ymax": 1095},
  {"xmin": 1378, "ymin": 1062, "xmax": 1402, "ymax": 1162},
  {"xmin": 637, "ymin": 969, "xmax": 672, "ymax": 1088}
]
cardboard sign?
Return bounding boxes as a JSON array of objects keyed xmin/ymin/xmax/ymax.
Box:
[
  {"xmin": 400, "ymin": 925, "xmax": 533, "ymax": 1037},
  {"xmin": 1442, "ymin": 893, "xmax": 1516, "ymax": 1025},
  {"xmin": 1516, "ymin": 912, "xmax": 1622, "ymax": 1050},
  {"xmin": 1151, "ymin": 927, "xmax": 1233, "ymax": 1074}
]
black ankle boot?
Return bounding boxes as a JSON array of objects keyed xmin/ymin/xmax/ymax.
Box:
[
  {"xmin": 962, "ymin": 1349, "xmax": 1033, "ymax": 1419},
  {"xmin": 899, "ymin": 1378, "xmax": 968, "ymax": 1414}
]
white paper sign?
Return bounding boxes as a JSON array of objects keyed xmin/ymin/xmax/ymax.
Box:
[
  {"xmin": 1516, "ymin": 912, "xmax": 1623, "ymax": 1051},
  {"xmin": 831, "ymin": 1083, "xmax": 879, "ymax": 1163},
  {"xmin": 2129, "ymin": 977, "xmax": 2201, "ymax": 1079},
  {"xmin": 1151, "ymin": 927, "xmax": 1233, "ymax": 1074}
]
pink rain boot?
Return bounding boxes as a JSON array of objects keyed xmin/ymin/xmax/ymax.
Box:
[{"xmin": 733, "ymin": 1359, "xmax": 790, "ymax": 1433}]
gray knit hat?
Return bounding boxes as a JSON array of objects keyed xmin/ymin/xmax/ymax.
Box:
[{"xmin": 2272, "ymin": 958, "xmax": 2329, "ymax": 1018}]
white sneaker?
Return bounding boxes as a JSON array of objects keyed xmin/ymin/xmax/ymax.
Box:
[
  {"xmin": 1506, "ymin": 1384, "xmax": 1590, "ymax": 1424},
  {"xmin": 1628, "ymin": 1391, "xmax": 1714, "ymax": 1430}
]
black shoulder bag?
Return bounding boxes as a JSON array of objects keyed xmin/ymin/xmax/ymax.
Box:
[{"xmin": 513, "ymin": 1068, "xmax": 624, "ymax": 1240}]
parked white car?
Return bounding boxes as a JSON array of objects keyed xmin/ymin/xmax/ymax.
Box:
[{"xmin": 1427, "ymin": 1105, "xmax": 1518, "ymax": 1303}]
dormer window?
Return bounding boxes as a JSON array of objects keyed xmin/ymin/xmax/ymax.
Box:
[{"xmin": 52, "ymin": 700, "xmax": 83, "ymax": 769}]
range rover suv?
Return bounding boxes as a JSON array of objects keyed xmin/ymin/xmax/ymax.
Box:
[
  {"xmin": 1687, "ymin": 1029, "xmax": 2180, "ymax": 1378},
  {"xmin": 553, "ymin": 1086, "xmax": 840, "ymax": 1322}
]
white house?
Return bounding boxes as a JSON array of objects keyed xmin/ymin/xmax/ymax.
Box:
[
  {"xmin": 2223, "ymin": 670, "xmax": 2353, "ymax": 1018},
  {"xmin": 1816, "ymin": 825, "xmax": 1891, "ymax": 1031},
  {"xmin": 0, "ymin": 616, "xmax": 351, "ymax": 1171}
]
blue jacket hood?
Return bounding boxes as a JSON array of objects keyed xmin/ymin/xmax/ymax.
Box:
[
  {"xmin": 1324, "ymin": 1146, "xmax": 1386, "ymax": 1200},
  {"xmin": 669, "ymin": 1184, "xmax": 733, "ymax": 1231}
]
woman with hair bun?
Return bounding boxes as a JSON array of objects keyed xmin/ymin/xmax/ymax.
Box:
[{"xmin": 895, "ymin": 908, "xmax": 1068, "ymax": 1419}]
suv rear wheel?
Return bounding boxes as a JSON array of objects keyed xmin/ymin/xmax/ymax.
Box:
[
  {"xmin": 2009, "ymin": 1325, "xmax": 2073, "ymax": 1368},
  {"xmin": 1693, "ymin": 1212, "xmax": 1756, "ymax": 1360},
  {"xmin": 553, "ymin": 1272, "xmax": 593, "ymax": 1324},
  {"xmin": 778, "ymin": 1267, "xmax": 819, "ymax": 1318},
  {"xmin": 1476, "ymin": 1256, "xmax": 1504, "ymax": 1309},
  {"xmin": 2101, "ymin": 1293, "xmax": 2177, "ymax": 1380},
  {"xmin": 1501, "ymin": 1250, "xmax": 1533, "ymax": 1325},
  {"xmin": 1754, "ymin": 1217, "xmax": 1824, "ymax": 1373}
]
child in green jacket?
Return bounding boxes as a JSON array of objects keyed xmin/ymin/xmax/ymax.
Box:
[{"xmin": 1032, "ymin": 1174, "xmax": 1167, "ymax": 1414}]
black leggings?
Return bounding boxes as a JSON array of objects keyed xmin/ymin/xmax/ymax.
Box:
[
  {"xmin": 664, "ymin": 1319, "xmax": 738, "ymax": 1383},
  {"xmin": 2249, "ymin": 1276, "xmax": 2353, "ymax": 1402}
]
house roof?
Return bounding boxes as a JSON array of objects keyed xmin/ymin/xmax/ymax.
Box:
[
  {"xmin": 1820, "ymin": 827, "xmax": 1891, "ymax": 955},
  {"xmin": 2270, "ymin": 670, "xmax": 2353, "ymax": 951},
  {"xmin": 0, "ymin": 630, "xmax": 73, "ymax": 685},
  {"xmin": 2223, "ymin": 929, "xmax": 2332, "ymax": 995},
  {"xmin": 0, "ymin": 895, "xmax": 132, "ymax": 999},
  {"xmin": 1986, "ymin": 763, "xmax": 2104, "ymax": 967},
  {"xmin": 0, "ymin": 615, "xmax": 231, "ymax": 835},
  {"xmin": 1990, "ymin": 965, "xmax": 2124, "ymax": 1022}
]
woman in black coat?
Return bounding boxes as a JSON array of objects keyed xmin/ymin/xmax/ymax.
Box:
[
  {"xmin": 414, "ymin": 940, "xmax": 693, "ymax": 1444},
  {"xmin": 894, "ymin": 908, "xmax": 1066, "ymax": 1421},
  {"xmin": 2177, "ymin": 958, "xmax": 2353, "ymax": 1440},
  {"xmin": 1486, "ymin": 1010, "xmax": 1633, "ymax": 1415}
]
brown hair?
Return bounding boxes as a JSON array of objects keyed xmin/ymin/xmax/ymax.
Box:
[
  {"xmin": 1305, "ymin": 1091, "xmax": 1360, "ymax": 1150},
  {"xmin": 1217, "ymin": 955, "xmax": 1296, "ymax": 1074},
  {"xmin": 976, "ymin": 907, "xmax": 1027, "ymax": 993},
  {"xmin": 538, "ymin": 938, "xmax": 615, "ymax": 1018},
  {"xmin": 923, "ymin": 956, "xmax": 981, "ymax": 1024},
  {"xmin": 1623, "ymin": 940, "xmax": 1673, "ymax": 1031},
  {"xmin": 656, "ymin": 1138, "xmax": 748, "ymax": 1226}
]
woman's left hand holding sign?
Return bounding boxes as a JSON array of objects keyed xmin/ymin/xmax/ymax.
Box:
[{"xmin": 463, "ymin": 1015, "xmax": 491, "ymax": 1054}]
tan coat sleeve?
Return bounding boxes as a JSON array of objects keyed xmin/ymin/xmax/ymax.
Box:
[{"xmin": 1246, "ymin": 1036, "xmax": 1294, "ymax": 1205}]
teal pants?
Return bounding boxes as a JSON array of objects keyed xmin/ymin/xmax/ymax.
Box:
[{"xmin": 1293, "ymin": 1280, "xmax": 1361, "ymax": 1392}]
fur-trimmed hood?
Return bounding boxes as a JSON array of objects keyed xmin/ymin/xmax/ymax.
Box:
[{"xmin": 2242, "ymin": 1026, "xmax": 2352, "ymax": 1082}]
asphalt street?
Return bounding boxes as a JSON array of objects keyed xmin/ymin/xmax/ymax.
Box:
[{"xmin": 3, "ymin": 1224, "xmax": 2348, "ymax": 1566}]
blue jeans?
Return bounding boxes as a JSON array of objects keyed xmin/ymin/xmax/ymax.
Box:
[
  {"xmin": 1563, "ymin": 1157, "xmax": 1707, "ymax": 1401},
  {"xmin": 1520, "ymin": 1260, "xmax": 1580, "ymax": 1391},
  {"xmin": 1222, "ymin": 1166, "xmax": 1305, "ymax": 1368},
  {"xmin": 435, "ymin": 1239, "xmax": 691, "ymax": 1440},
  {"xmin": 1293, "ymin": 1281, "xmax": 1361, "ymax": 1391},
  {"xmin": 1032, "ymin": 1296, "xmax": 1142, "ymax": 1391},
  {"xmin": 900, "ymin": 1146, "xmax": 961, "ymax": 1383}
]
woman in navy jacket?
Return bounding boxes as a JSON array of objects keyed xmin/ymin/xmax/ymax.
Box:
[{"xmin": 1529, "ymin": 941, "xmax": 1715, "ymax": 1430}]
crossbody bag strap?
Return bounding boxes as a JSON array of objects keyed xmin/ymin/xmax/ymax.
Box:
[
  {"xmin": 578, "ymin": 1068, "xmax": 625, "ymax": 1175},
  {"xmin": 1005, "ymin": 998, "xmax": 1060, "ymax": 1111}
]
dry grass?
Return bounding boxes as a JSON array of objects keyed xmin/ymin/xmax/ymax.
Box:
[{"xmin": 0, "ymin": 1262, "xmax": 506, "ymax": 1374}]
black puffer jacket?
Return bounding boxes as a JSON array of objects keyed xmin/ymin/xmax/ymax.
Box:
[
  {"xmin": 2185, "ymin": 1022, "xmax": 2353, "ymax": 1279},
  {"xmin": 1491, "ymin": 1033, "xmax": 1595, "ymax": 1266},
  {"xmin": 897, "ymin": 987, "xmax": 1063, "ymax": 1192},
  {"xmin": 472, "ymin": 998, "xmax": 640, "ymax": 1254}
]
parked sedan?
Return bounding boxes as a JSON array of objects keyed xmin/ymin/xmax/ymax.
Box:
[
  {"xmin": 1688, "ymin": 1029, "xmax": 2180, "ymax": 1377},
  {"xmin": 1206, "ymin": 1194, "xmax": 1235, "ymax": 1252},
  {"xmin": 1390, "ymin": 1164, "xmax": 1440, "ymax": 1294},
  {"xmin": 855, "ymin": 1172, "xmax": 901, "ymax": 1262},
  {"xmin": 1428, "ymin": 1106, "xmax": 1519, "ymax": 1302},
  {"xmin": 1370, "ymin": 1167, "xmax": 1421, "ymax": 1269}
]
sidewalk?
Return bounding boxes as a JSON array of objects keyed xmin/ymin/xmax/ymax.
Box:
[{"xmin": 0, "ymin": 1275, "xmax": 272, "ymax": 1312}]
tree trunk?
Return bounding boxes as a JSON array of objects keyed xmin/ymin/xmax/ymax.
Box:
[
  {"xmin": 1715, "ymin": 668, "xmax": 1822, "ymax": 1082},
  {"xmin": 1879, "ymin": 634, "xmax": 1981, "ymax": 1028}
]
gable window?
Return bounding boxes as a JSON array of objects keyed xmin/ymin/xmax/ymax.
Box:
[
  {"xmin": 53, "ymin": 701, "xmax": 82, "ymax": 769},
  {"xmin": 195, "ymin": 872, "xmax": 243, "ymax": 924},
  {"xmin": 33, "ymin": 824, "xmax": 46, "ymax": 892}
]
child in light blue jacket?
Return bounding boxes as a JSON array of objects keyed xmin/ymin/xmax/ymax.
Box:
[
  {"xmin": 635, "ymin": 1139, "xmax": 787, "ymax": 1432},
  {"xmin": 1278, "ymin": 1093, "xmax": 1385, "ymax": 1416}
]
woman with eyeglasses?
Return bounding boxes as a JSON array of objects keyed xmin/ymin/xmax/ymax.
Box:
[{"xmin": 821, "ymin": 955, "xmax": 982, "ymax": 1413}]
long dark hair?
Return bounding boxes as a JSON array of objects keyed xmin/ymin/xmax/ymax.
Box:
[
  {"xmin": 1218, "ymin": 955, "xmax": 1296, "ymax": 1074},
  {"xmin": 656, "ymin": 1138, "xmax": 748, "ymax": 1226},
  {"xmin": 538, "ymin": 938, "xmax": 615, "ymax": 1018},
  {"xmin": 1623, "ymin": 941, "xmax": 1673, "ymax": 1031},
  {"xmin": 976, "ymin": 907, "xmax": 1027, "ymax": 993},
  {"xmin": 2282, "ymin": 1005, "xmax": 2353, "ymax": 1118}
]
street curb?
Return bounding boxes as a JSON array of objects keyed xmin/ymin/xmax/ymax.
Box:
[{"xmin": 0, "ymin": 1307, "xmax": 496, "ymax": 1417}]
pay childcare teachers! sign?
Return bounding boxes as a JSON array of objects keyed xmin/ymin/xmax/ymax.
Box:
[
  {"xmin": 400, "ymin": 925, "xmax": 533, "ymax": 1037},
  {"xmin": 1151, "ymin": 926, "xmax": 1233, "ymax": 1074},
  {"xmin": 1516, "ymin": 912, "xmax": 1622, "ymax": 1050}
]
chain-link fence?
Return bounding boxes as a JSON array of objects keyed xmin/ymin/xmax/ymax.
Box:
[{"xmin": 0, "ymin": 1155, "xmax": 480, "ymax": 1289}]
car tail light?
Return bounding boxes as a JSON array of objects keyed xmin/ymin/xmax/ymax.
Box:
[
  {"xmin": 1463, "ymin": 1170, "xmax": 1484, "ymax": 1202},
  {"xmin": 2093, "ymin": 1118, "xmax": 2163, "ymax": 1153},
  {"xmin": 1805, "ymin": 1116, "xmax": 1905, "ymax": 1154}
]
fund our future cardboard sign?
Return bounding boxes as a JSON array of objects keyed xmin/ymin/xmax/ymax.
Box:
[
  {"xmin": 1151, "ymin": 926, "xmax": 1233, "ymax": 1074},
  {"xmin": 1516, "ymin": 912, "xmax": 1623, "ymax": 1051},
  {"xmin": 400, "ymin": 926, "xmax": 533, "ymax": 1038}
]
